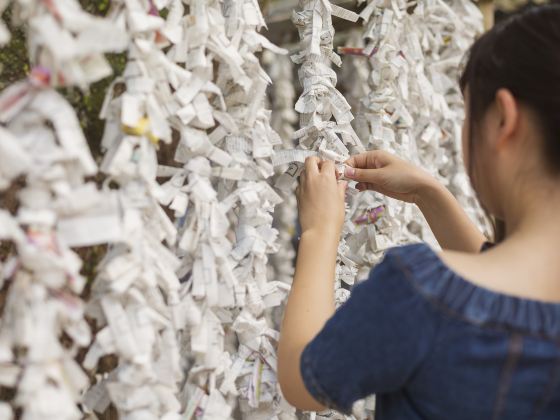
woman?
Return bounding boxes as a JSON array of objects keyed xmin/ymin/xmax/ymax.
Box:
[{"xmin": 277, "ymin": 5, "xmax": 560, "ymax": 419}]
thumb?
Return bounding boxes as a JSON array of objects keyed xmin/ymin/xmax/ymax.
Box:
[
  {"xmin": 344, "ymin": 166, "xmax": 384, "ymax": 183},
  {"xmin": 338, "ymin": 180, "xmax": 348, "ymax": 197}
]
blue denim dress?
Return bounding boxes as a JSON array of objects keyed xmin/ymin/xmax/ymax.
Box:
[{"xmin": 300, "ymin": 243, "xmax": 560, "ymax": 419}]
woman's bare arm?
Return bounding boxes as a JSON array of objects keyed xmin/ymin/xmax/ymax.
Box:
[
  {"xmin": 415, "ymin": 179, "xmax": 487, "ymax": 252},
  {"xmin": 345, "ymin": 151, "xmax": 487, "ymax": 252},
  {"xmin": 277, "ymin": 157, "xmax": 345, "ymax": 411},
  {"xmin": 277, "ymin": 228, "xmax": 335, "ymax": 411}
]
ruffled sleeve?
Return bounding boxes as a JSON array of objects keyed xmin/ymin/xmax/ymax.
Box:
[{"xmin": 299, "ymin": 244, "xmax": 439, "ymax": 414}]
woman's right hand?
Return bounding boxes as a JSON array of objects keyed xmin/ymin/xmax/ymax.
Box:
[{"xmin": 344, "ymin": 150, "xmax": 436, "ymax": 204}]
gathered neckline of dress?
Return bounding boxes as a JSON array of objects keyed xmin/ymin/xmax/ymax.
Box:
[{"xmin": 386, "ymin": 243, "xmax": 560, "ymax": 340}]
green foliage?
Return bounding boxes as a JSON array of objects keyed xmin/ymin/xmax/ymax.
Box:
[
  {"xmin": 0, "ymin": 7, "xmax": 28, "ymax": 91},
  {"xmin": 0, "ymin": 1, "xmax": 126, "ymax": 159},
  {"xmin": 79, "ymin": 0, "xmax": 111, "ymax": 15}
]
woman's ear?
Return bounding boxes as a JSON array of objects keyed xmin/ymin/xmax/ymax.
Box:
[{"xmin": 494, "ymin": 88, "xmax": 519, "ymax": 150}]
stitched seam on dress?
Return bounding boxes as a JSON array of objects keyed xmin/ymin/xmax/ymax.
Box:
[
  {"xmin": 529, "ymin": 342, "xmax": 560, "ymax": 420},
  {"xmin": 492, "ymin": 333, "xmax": 523, "ymax": 420},
  {"xmin": 391, "ymin": 253, "xmax": 560, "ymax": 341}
]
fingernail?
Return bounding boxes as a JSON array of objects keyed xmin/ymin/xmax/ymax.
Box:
[{"xmin": 345, "ymin": 167, "xmax": 355, "ymax": 177}]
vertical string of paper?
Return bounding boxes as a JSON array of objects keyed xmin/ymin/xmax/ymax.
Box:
[
  {"xmin": 338, "ymin": 29, "xmax": 395, "ymax": 289},
  {"xmin": 160, "ymin": 1, "xmax": 249, "ymax": 416},
  {"xmin": 338, "ymin": 0, "xmax": 435, "ymax": 289},
  {"xmin": 81, "ymin": 1, "xmax": 187, "ymax": 417},
  {"xmin": 0, "ymin": 1, "xmax": 127, "ymax": 419},
  {"xmin": 220, "ymin": 2, "xmax": 296, "ymax": 416},
  {"xmin": 265, "ymin": 51, "xmax": 298, "ymax": 319},
  {"xmin": 158, "ymin": 0, "xmax": 294, "ymax": 417},
  {"xmin": 288, "ymin": 0, "xmax": 364, "ymax": 313},
  {"xmin": 164, "ymin": 0, "xmax": 249, "ymax": 416},
  {"xmin": 409, "ymin": 0, "xmax": 486, "ymax": 229}
]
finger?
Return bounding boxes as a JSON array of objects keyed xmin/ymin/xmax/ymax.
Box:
[
  {"xmin": 344, "ymin": 166, "xmax": 386, "ymax": 183},
  {"xmin": 344, "ymin": 153, "xmax": 362, "ymax": 169},
  {"xmin": 320, "ymin": 160, "xmax": 336, "ymax": 177},
  {"xmin": 299, "ymin": 169, "xmax": 306, "ymax": 185},
  {"xmin": 304, "ymin": 156, "xmax": 320, "ymax": 176},
  {"xmin": 345, "ymin": 150, "xmax": 390, "ymax": 170}
]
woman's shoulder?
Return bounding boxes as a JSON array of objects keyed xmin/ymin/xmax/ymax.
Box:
[
  {"xmin": 383, "ymin": 241, "xmax": 438, "ymax": 264},
  {"xmin": 359, "ymin": 242, "xmax": 448, "ymax": 303},
  {"xmin": 379, "ymin": 242, "xmax": 444, "ymax": 282}
]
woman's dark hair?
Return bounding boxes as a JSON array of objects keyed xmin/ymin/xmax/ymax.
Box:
[{"xmin": 459, "ymin": 4, "xmax": 560, "ymax": 241}]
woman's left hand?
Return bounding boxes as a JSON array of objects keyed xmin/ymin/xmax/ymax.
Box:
[{"xmin": 296, "ymin": 157, "xmax": 347, "ymax": 237}]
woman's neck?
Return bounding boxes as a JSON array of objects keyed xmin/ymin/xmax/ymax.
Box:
[{"xmin": 503, "ymin": 179, "xmax": 560, "ymax": 243}]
